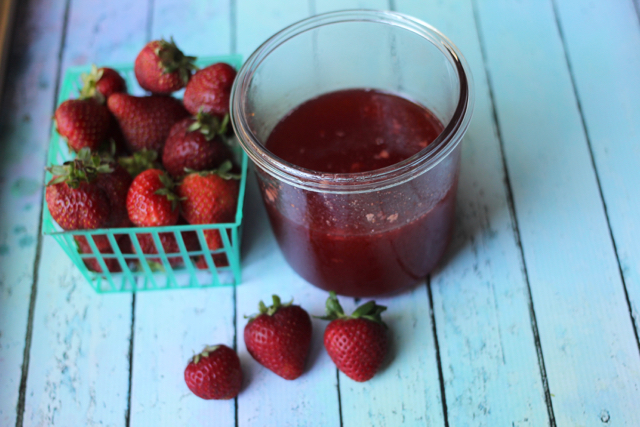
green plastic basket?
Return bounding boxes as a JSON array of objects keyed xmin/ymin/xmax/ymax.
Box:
[{"xmin": 42, "ymin": 55, "xmax": 247, "ymax": 293}]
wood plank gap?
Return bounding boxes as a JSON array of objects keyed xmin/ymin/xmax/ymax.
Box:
[
  {"xmin": 14, "ymin": 214, "xmax": 43, "ymax": 427},
  {"xmin": 13, "ymin": 0, "xmax": 73, "ymax": 424},
  {"xmin": 426, "ymin": 278, "xmax": 449, "ymax": 427},
  {"xmin": 470, "ymin": 1, "xmax": 556, "ymax": 425},
  {"xmin": 233, "ymin": 285, "xmax": 239, "ymax": 427},
  {"xmin": 634, "ymin": 0, "xmax": 640, "ymax": 25},
  {"xmin": 550, "ymin": 0, "xmax": 640, "ymax": 357},
  {"xmin": 125, "ymin": 295, "xmax": 136, "ymax": 427},
  {"xmin": 335, "ymin": 368, "xmax": 344, "ymax": 427}
]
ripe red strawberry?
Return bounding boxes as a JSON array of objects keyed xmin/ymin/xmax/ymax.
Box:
[
  {"xmin": 244, "ymin": 295, "xmax": 312, "ymax": 380},
  {"xmin": 177, "ymin": 161, "xmax": 239, "ymax": 249},
  {"xmin": 80, "ymin": 65, "xmax": 127, "ymax": 101},
  {"xmin": 126, "ymin": 169, "xmax": 180, "ymax": 227},
  {"xmin": 162, "ymin": 112, "xmax": 233, "ymax": 178},
  {"xmin": 107, "ymin": 93, "xmax": 190, "ymax": 153},
  {"xmin": 55, "ymin": 98, "xmax": 112, "ymax": 152},
  {"xmin": 75, "ymin": 234, "xmax": 127, "ymax": 273},
  {"xmin": 134, "ymin": 38, "xmax": 196, "ymax": 94},
  {"xmin": 133, "ymin": 227, "xmax": 200, "ymax": 268},
  {"xmin": 46, "ymin": 157, "xmax": 112, "ymax": 230},
  {"xmin": 320, "ymin": 292, "xmax": 388, "ymax": 382},
  {"xmin": 183, "ymin": 62, "xmax": 236, "ymax": 117},
  {"xmin": 184, "ymin": 344, "xmax": 242, "ymax": 400},
  {"xmin": 95, "ymin": 163, "xmax": 133, "ymax": 228}
]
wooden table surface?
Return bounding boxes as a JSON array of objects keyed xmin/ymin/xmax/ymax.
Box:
[{"xmin": 1, "ymin": 0, "xmax": 639, "ymax": 426}]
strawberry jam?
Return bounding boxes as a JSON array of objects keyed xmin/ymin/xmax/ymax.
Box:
[{"xmin": 260, "ymin": 89, "xmax": 459, "ymax": 297}]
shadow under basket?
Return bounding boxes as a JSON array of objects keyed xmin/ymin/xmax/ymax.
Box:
[{"xmin": 42, "ymin": 55, "xmax": 247, "ymax": 293}]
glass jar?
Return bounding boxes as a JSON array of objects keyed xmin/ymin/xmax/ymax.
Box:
[{"xmin": 230, "ymin": 10, "xmax": 474, "ymax": 297}]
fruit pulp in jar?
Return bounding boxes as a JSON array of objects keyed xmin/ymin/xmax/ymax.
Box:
[{"xmin": 262, "ymin": 89, "xmax": 459, "ymax": 297}]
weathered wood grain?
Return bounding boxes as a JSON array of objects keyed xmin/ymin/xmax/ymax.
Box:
[
  {"xmin": 337, "ymin": 288, "xmax": 446, "ymax": 427},
  {"xmin": 394, "ymin": 1, "xmax": 552, "ymax": 425},
  {"xmin": 23, "ymin": 243, "xmax": 133, "ymax": 426},
  {"xmin": 474, "ymin": 0, "xmax": 640, "ymax": 424},
  {"xmin": 21, "ymin": 0, "xmax": 147, "ymax": 424},
  {"xmin": 553, "ymin": 0, "xmax": 640, "ymax": 357},
  {"xmin": 233, "ymin": 2, "xmax": 345, "ymax": 425},
  {"xmin": 128, "ymin": 288, "xmax": 236, "ymax": 426},
  {"xmin": 0, "ymin": 0, "xmax": 68, "ymax": 424}
]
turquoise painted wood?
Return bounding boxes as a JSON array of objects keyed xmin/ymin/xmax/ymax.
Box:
[
  {"xmin": 233, "ymin": 1, "xmax": 345, "ymax": 425},
  {"xmin": 395, "ymin": 1, "xmax": 551, "ymax": 425},
  {"xmin": 0, "ymin": 0, "xmax": 70, "ymax": 425},
  {"xmin": 21, "ymin": 0, "xmax": 147, "ymax": 424},
  {"xmin": 553, "ymin": 0, "xmax": 640, "ymax": 347},
  {"xmin": 474, "ymin": 0, "xmax": 640, "ymax": 425},
  {"xmin": 129, "ymin": 288, "xmax": 236, "ymax": 426},
  {"xmin": 2, "ymin": 0, "xmax": 640, "ymax": 425}
]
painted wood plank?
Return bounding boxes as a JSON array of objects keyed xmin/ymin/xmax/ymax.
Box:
[
  {"xmin": 0, "ymin": 0, "xmax": 69, "ymax": 425},
  {"xmin": 22, "ymin": 0, "xmax": 148, "ymax": 424},
  {"xmin": 393, "ymin": 1, "xmax": 552, "ymax": 425},
  {"xmin": 337, "ymin": 288, "xmax": 446, "ymax": 427},
  {"xmin": 233, "ymin": 1, "xmax": 347, "ymax": 425},
  {"xmin": 313, "ymin": 0, "xmax": 389, "ymax": 14},
  {"xmin": 553, "ymin": 0, "xmax": 640, "ymax": 355},
  {"xmin": 127, "ymin": 2, "xmax": 236, "ymax": 426},
  {"xmin": 474, "ymin": 0, "xmax": 640, "ymax": 425},
  {"xmin": 128, "ymin": 288, "xmax": 237, "ymax": 426},
  {"xmin": 23, "ymin": 243, "xmax": 133, "ymax": 426}
]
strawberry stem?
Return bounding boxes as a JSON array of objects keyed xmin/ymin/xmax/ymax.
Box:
[{"xmin": 317, "ymin": 291, "xmax": 387, "ymax": 326}]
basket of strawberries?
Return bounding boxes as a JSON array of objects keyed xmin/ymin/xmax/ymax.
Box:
[{"xmin": 42, "ymin": 39, "xmax": 247, "ymax": 292}]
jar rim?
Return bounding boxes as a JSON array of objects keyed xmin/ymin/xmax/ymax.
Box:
[{"xmin": 230, "ymin": 9, "xmax": 474, "ymax": 194}]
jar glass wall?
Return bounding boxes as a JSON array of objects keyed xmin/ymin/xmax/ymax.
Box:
[{"xmin": 231, "ymin": 10, "xmax": 474, "ymax": 297}]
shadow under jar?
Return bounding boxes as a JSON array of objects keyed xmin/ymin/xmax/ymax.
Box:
[{"xmin": 231, "ymin": 10, "xmax": 474, "ymax": 297}]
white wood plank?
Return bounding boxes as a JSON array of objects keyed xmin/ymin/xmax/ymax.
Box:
[
  {"xmin": 152, "ymin": 0, "xmax": 231, "ymax": 56},
  {"xmin": 475, "ymin": 0, "xmax": 640, "ymax": 424},
  {"xmin": 23, "ymin": 242, "xmax": 133, "ymax": 426},
  {"xmin": 337, "ymin": 287, "xmax": 445, "ymax": 427},
  {"xmin": 313, "ymin": 0, "xmax": 389, "ymax": 14},
  {"xmin": 128, "ymin": 288, "xmax": 237, "ymax": 426},
  {"xmin": 0, "ymin": 0, "xmax": 68, "ymax": 425},
  {"xmin": 126, "ymin": 2, "xmax": 236, "ymax": 426},
  {"xmin": 234, "ymin": 2, "xmax": 347, "ymax": 425},
  {"xmin": 23, "ymin": 0, "xmax": 148, "ymax": 424},
  {"xmin": 553, "ymin": 0, "xmax": 640, "ymax": 355},
  {"xmin": 393, "ymin": 1, "xmax": 552, "ymax": 425}
]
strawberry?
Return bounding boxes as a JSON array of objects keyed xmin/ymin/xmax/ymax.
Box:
[
  {"xmin": 75, "ymin": 234, "xmax": 128, "ymax": 273},
  {"xmin": 118, "ymin": 149, "xmax": 161, "ymax": 177},
  {"xmin": 177, "ymin": 161, "xmax": 239, "ymax": 250},
  {"xmin": 80, "ymin": 65, "xmax": 127, "ymax": 101},
  {"xmin": 55, "ymin": 97, "xmax": 112, "ymax": 152},
  {"xmin": 134, "ymin": 38, "xmax": 196, "ymax": 94},
  {"xmin": 244, "ymin": 295, "xmax": 312, "ymax": 380},
  {"xmin": 45, "ymin": 155, "xmax": 113, "ymax": 230},
  {"xmin": 184, "ymin": 344, "xmax": 242, "ymax": 400},
  {"xmin": 319, "ymin": 292, "xmax": 388, "ymax": 382},
  {"xmin": 107, "ymin": 93, "xmax": 190, "ymax": 153},
  {"xmin": 126, "ymin": 169, "xmax": 180, "ymax": 227},
  {"xmin": 162, "ymin": 112, "xmax": 233, "ymax": 178},
  {"xmin": 183, "ymin": 62, "xmax": 236, "ymax": 118},
  {"xmin": 133, "ymin": 226, "xmax": 200, "ymax": 268},
  {"xmin": 95, "ymin": 163, "xmax": 133, "ymax": 228}
]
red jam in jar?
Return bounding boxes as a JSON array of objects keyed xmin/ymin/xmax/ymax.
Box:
[{"xmin": 259, "ymin": 89, "xmax": 460, "ymax": 297}]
